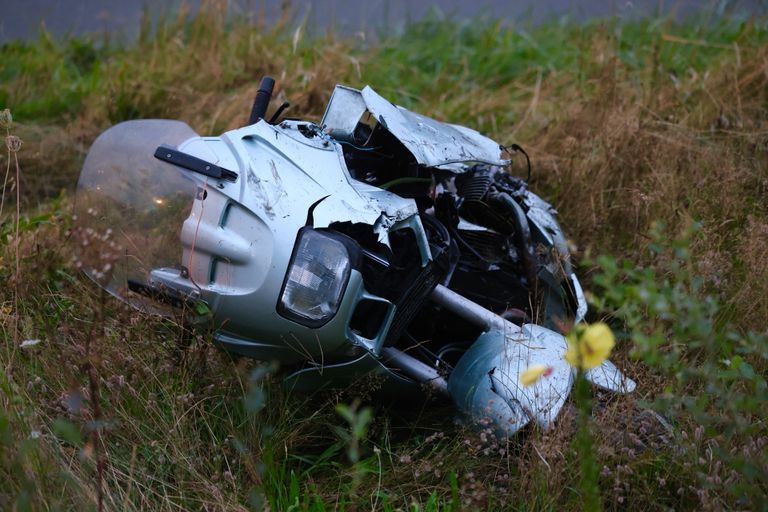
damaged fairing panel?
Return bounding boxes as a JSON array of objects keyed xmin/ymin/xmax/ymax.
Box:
[{"xmin": 322, "ymin": 85, "xmax": 510, "ymax": 170}]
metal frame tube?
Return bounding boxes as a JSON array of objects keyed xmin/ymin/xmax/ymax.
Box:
[
  {"xmin": 379, "ymin": 346, "xmax": 448, "ymax": 395},
  {"xmin": 429, "ymin": 284, "xmax": 520, "ymax": 332}
]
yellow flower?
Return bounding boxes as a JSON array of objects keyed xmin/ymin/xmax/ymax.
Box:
[
  {"xmin": 565, "ymin": 322, "xmax": 615, "ymax": 369},
  {"xmin": 520, "ymin": 364, "xmax": 553, "ymax": 387}
]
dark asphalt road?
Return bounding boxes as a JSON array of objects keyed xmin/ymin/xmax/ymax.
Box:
[{"xmin": 0, "ymin": 0, "xmax": 765, "ymax": 43}]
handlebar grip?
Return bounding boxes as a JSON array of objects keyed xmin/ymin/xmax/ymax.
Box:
[{"xmin": 248, "ymin": 76, "xmax": 275, "ymax": 124}]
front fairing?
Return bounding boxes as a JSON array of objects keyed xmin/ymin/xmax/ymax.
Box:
[{"xmin": 74, "ymin": 117, "xmax": 429, "ymax": 365}]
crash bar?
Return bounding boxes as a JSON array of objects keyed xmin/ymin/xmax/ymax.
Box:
[
  {"xmin": 379, "ymin": 347, "xmax": 448, "ymax": 395},
  {"xmin": 429, "ymin": 284, "xmax": 522, "ymax": 333}
]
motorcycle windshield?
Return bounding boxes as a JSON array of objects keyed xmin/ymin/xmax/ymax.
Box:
[{"xmin": 74, "ymin": 120, "xmax": 199, "ymax": 313}]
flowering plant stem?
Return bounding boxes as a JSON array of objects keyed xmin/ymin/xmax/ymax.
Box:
[{"xmin": 574, "ymin": 372, "xmax": 601, "ymax": 511}]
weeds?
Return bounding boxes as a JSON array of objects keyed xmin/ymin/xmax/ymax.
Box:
[
  {"xmin": 1, "ymin": 2, "xmax": 767, "ymax": 510},
  {"xmin": 589, "ymin": 223, "xmax": 768, "ymax": 508}
]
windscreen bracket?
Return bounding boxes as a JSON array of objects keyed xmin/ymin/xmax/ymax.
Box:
[{"xmin": 154, "ymin": 144, "xmax": 238, "ymax": 182}]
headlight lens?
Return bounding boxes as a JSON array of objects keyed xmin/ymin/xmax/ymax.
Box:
[{"xmin": 278, "ymin": 229, "xmax": 351, "ymax": 326}]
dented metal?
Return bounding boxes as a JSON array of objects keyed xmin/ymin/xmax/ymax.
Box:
[
  {"xmin": 74, "ymin": 80, "xmax": 635, "ymax": 438},
  {"xmin": 322, "ymin": 85, "xmax": 510, "ymax": 170}
]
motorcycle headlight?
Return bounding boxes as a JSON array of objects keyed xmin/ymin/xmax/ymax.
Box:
[{"xmin": 278, "ymin": 229, "xmax": 352, "ymax": 327}]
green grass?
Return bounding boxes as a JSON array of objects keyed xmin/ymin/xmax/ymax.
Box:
[{"xmin": 1, "ymin": 4, "xmax": 767, "ymax": 510}]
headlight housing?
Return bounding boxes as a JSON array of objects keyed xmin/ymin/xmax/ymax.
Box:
[{"xmin": 277, "ymin": 229, "xmax": 352, "ymax": 327}]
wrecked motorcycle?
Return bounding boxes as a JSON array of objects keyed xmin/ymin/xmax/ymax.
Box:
[{"xmin": 74, "ymin": 77, "xmax": 635, "ymax": 435}]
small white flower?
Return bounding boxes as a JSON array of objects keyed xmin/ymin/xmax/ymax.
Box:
[{"xmin": 30, "ymin": 430, "xmax": 41, "ymax": 439}]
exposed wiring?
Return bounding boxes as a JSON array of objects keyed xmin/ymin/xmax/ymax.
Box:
[
  {"xmin": 316, "ymin": 130, "xmax": 380, "ymax": 152},
  {"xmin": 504, "ymin": 143, "xmax": 532, "ymax": 182},
  {"xmin": 420, "ymin": 213, "xmax": 459, "ymax": 286},
  {"xmin": 449, "ymin": 224, "xmax": 494, "ymax": 269},
  {"xmin": 403, "ymin": 331, "xmax": 454, "ymax": 372}
]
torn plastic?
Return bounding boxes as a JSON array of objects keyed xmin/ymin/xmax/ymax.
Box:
[
  {"xmin": 322, "ymin": 85, "xmax": 510, "ymax": 170},
  {"xmin": 448, "ymin": 323, "xmax": 574, "ymax": 435}
]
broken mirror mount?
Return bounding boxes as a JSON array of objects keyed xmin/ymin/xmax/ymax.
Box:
[{"xmin": 154, "ymin": 144, "xmax": 238, "ymax": 182}]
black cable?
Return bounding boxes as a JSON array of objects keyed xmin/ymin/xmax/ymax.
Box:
[
  {"xmin": 504, "ymin": 143, "xmax": 532, "ymax": 183},
  {"xmin": 268, "ymin": 101, "xmax": 290, "ymax": 124},
  {"xmin": 420, "ymin": 213, "xmax": 459, "ymax": 285},
  {"xmin": 404, "ymin": 331, "xmax": 454, "ymax": 372},
  {"xmin": 448, "ymin": 224, "xmax": 493, "ymax": 269}
]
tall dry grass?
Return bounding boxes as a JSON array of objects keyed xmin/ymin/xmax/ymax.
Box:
[{"xmin": 1, "ymin": 3, "xmax": 767, "ymax": 510}]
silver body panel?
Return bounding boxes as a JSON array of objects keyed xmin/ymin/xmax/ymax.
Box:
[
  {"xmin": 322, "ymin": 85, "xmax": 510, "ymax": 170},
  {"xmin": 172, "ymin": 119, "xmax": 429, "ymax": 363}
]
